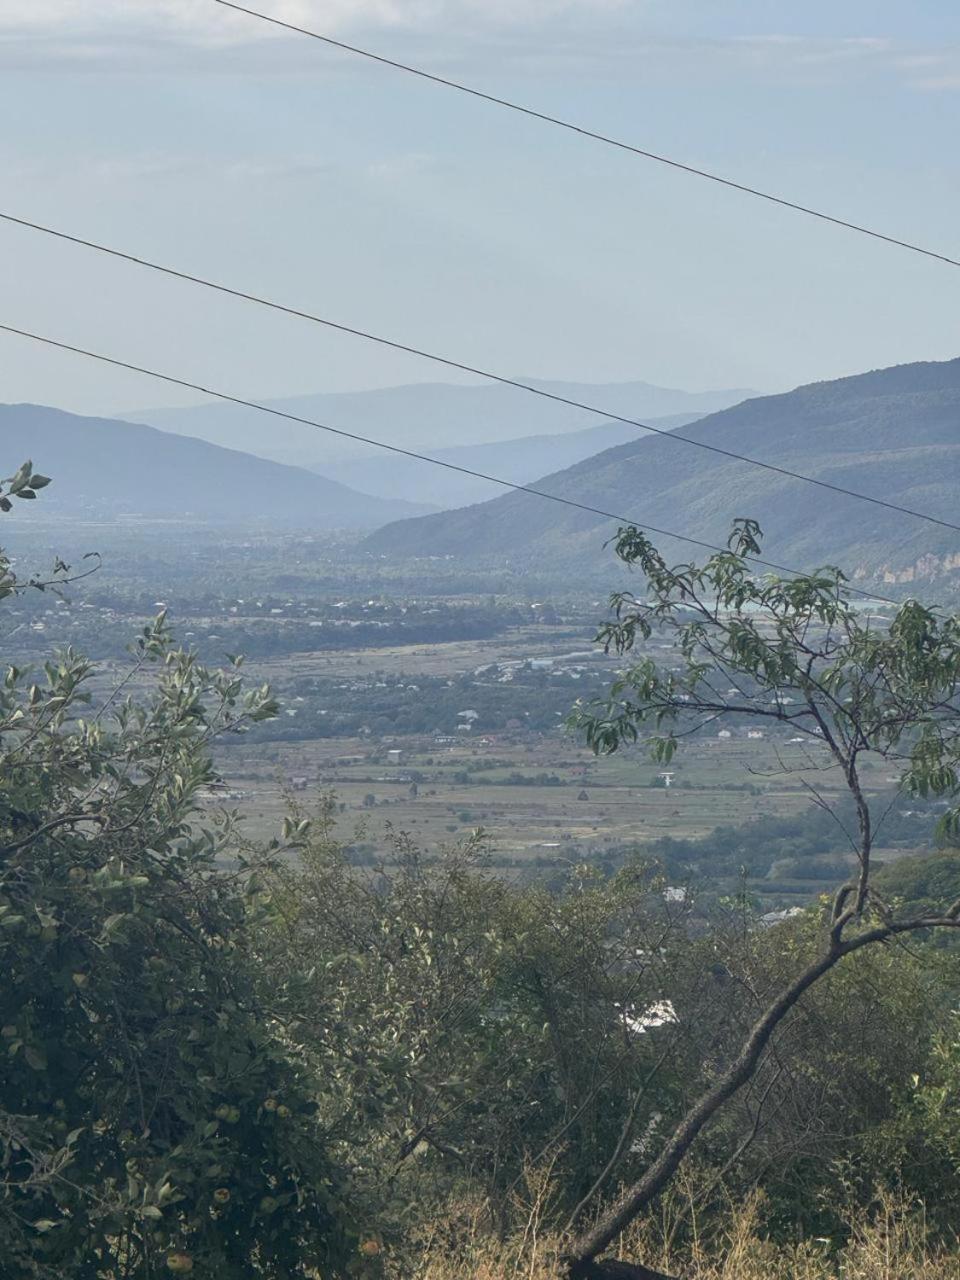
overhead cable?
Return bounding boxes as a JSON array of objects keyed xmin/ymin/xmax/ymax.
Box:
[
  {"xmin": 215, "ymin": 0, "xmax": 960, "ymax": 274},
  {"xmin": 2, "ymin": 212, "xmax": 956, "ymax": 536},
  {"xmin": 0, "ymin": 319, "xmax": 902, "ymax": 606}
]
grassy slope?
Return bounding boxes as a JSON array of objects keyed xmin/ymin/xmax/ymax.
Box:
[
  {"xmin": 0, "ymin": 403, "xmax": 428, "ymax": 528},
  {"xmin": 366, "ymin": 358, "xmax": 960, "ymax": 588}
]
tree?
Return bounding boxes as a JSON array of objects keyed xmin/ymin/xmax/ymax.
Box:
[
  {"xmin": 0, "ymin": 468, "xmax": 353, "ymax": 1277},
  {"xmin": 259, "ymin": 820, "xmax": 727, "ymax": 1251},
  {"xmin": 564, "ymin": 521, "xmax": 960, "ymax": 1278}
]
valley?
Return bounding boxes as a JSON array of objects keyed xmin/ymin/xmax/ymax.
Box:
[
  {"xmin": 7, "ymin": 519, "xmax": 928, "ymax": 906},
  {"xmin": 7, "ymin": 346, "xmax": 956, "ymax": 919}
]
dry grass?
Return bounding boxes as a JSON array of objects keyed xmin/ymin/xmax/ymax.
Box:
[{"xmin": 386, "ymin": 1185, "xmax": 960, "ymax": 1279}]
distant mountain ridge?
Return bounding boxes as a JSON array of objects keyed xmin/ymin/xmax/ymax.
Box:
[
  {"xmin": 0, "ymin": 404, "xmax": 429, "ymax": 528},
  {"xmin": 323, "ymin": 412, "xmax": 703, "ymax": 507},
  {"xmin": 126, "ymin": 379, "xmax": 757, "ymax": 476},
  {"xmin": 365, "ymin": 357, "xmax": 960, "ymax": 593}
]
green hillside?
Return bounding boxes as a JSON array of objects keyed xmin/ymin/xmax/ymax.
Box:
[
  {"xmin": 323, "ymin": 411, "xmax": 702, "ymax": 506},
  {"xmin": 0, "ymin": 403, "xmax": 429, "ymax": 529},
  {"xmin": 366, "ymin": 357, "xmax": 960, "ymax": 593}
]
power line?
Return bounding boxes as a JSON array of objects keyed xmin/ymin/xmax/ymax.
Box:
[
  {"xmin": 215, "ymin": 0, "xmax": 960, "ymax": 275},
  {"xmin": 3, "ymin": 211, "xmax": 957, "ymax": 537},
  {"xmin": 0, "ymin": 320, "xmax": 901, "ymax": 605}
]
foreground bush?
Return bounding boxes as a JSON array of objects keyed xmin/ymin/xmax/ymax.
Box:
[{"xmin": 0, "ymin": 613, "xmax": 353, "ymax": 1277}]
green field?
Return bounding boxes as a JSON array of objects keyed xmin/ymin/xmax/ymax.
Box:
[{"xmin": 213, "ymin": 686, "xmax": 901, "ymax": 895}]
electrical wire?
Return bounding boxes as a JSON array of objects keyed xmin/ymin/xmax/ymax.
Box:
[
  {"xmin": 0, "ymin": 319, "xmax": 902, "ymax": 605},
  {"xmin": 215, "ymin": 0, "xmax": 960, "ymax": 274},
  {"xmin": 2, "ymin": 211, "xmax": 957, "ymax": 536}
]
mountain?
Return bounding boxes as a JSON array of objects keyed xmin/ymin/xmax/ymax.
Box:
[
  {"xmin": 0, "ymin": 404, "xmax": 429, "ymax": 528},
  {"xmin": 365, "ymin": 358, "xmax": 960, "ymax": 593},
  {"xmin": 323, "ymin": 412, "xmax": 703, "ymax": 507},
  {"xmin": 125, "ymin": 380, "xmax": 757, "ymax": 474}
]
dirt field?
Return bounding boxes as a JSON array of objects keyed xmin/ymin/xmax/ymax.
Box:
[
  {"xmin": 215, "ymin": 728, "xmax": 893, "ymax": 871},
  {"xmin": 94, "ymin": 626, "xmax": 910, "ymax": 898}
]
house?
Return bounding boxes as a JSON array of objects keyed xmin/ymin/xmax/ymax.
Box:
[
  {"xmin": 386, "ymin": 749, "xmax": 403, "ymax": 764},
  {"xmin": 717, "ymin": 729, "xmax": 732, "ymax": 740},
  {"xmin": 760, "ymin": 907, "xmax": 806, "ymax": 928}
]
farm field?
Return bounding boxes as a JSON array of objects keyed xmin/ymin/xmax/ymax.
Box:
[
  {"xmin": 213, "ymin": 689, "xmax": 902, "ymax": 899},
  {"xmin": 245, "ymin": 622, "xmax": 612, "ymax": 680},
  {"xmin": 78, "ymin": 585, "xmax": 928, "ymax": 904}
]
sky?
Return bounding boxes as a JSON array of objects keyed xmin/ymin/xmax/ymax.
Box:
[{"xmin": 1, "ymin": 0, "xmax": 959, "ymax": 417}]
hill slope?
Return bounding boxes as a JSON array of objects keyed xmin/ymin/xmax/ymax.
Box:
[
  {"xmin": 0, "ymin": 404, "xmax": 428, "ymax": 528},
  {"xmin": 365, "ymin": 358, "xmax": 960, "ymax": 592},
  {"xmin": 323, "ymin": 412, "xmax": 702, "ymax": 507},
  {"xmin": 128, "ymin": 379, "xmax": 755, "ymax": 473}
]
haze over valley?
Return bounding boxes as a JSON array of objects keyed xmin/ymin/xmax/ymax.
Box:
[
  {"xmin": 127, "ymin": 377, "xmax": 754, "ymax": 505},
  {"xmin": 5, "ymin": 354, "xmax": 955, "ymax": 593}
]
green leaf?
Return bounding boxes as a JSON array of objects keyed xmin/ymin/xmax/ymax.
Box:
[
  {"xmin": 6, "ymin": 461, "xmax": 32, "ymax": 494},
  {"xmin": 24, "ymin": 1046, "xmax": 48, "ymax": 1071}
]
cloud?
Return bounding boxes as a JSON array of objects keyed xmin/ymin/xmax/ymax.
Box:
[
  {"xmin": 701, "ymin": 32, "xmax": 960, "ymax": 90},
  {"xmin": 911, "ymin": 75, "xmax": 960, "ymax": 92},
  {"xmin": 729, "ymin": 33, "xmax": 891, "ymax": 64},
  {"xmin": 4, "ymin": 2, "xmax": 956, "ymax": 93},
  {"xmin": 0, "ymin": 144, "xmax": 446, "ymax": 190},
  {"xmin": 0, "ymin": 0, "xmax": 628, "ymax": 43},
  {"xmin": 365, "ymin": 151, "xmax": 444, "ymax": 182},
  {"xmin": 0, "ymin": 0, "xmax": 635, "ymax": 75},
  {"xmin": 83, "ymin": 153, "xmax": 338, "ymax": 182}
]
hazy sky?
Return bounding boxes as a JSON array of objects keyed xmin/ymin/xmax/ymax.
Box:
[{"xmin": 2, "ymin": 1, "xmax": 959, "ymax": 417}]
